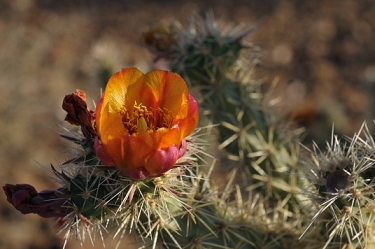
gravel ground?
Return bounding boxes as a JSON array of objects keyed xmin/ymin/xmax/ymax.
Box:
[{"xmin": 1, "ymin": 0, "xmax": 374, "ymax": 248}]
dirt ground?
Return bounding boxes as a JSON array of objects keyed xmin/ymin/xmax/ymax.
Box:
[{"xmin": 1, "ymin": 0, "xmax": 375, "ymax": 248}]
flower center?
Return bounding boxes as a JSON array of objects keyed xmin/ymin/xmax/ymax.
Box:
[{"xmin": 122, "ymin": 102, "xmax": 173, "ymax": 134}]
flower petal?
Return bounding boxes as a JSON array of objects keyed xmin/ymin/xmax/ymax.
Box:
[
  {"xmin": 181, "ymin": 94, "xmax": 199, "ymax": 137},
  {"xmin": 94, "ymin": 137, "xmax": 115, "ymax": 166},
  {"xmin": 171, "ymin": 94, "xmax": 199, "ymax": 139},
  {"xmin": 144, "ymin": 145, "xmax": 181, "ymax": 175},
  {"xmin": 96, "ymin": 100, "xmax": 127, "ymax": 144},
  {"xmin": 104, "ymin": 134, "xmax": 158, "ymax": 171},
  {"xmin": 103, "ymin": 68, "xmax": 144, "ymax": 114},
  {"xmin": 124, "ymin": 74, "xmax": 157, "ymax": 114},
  {"xmin": 144, "ymin": 70, "xmax": 189, "ymax": 116},
  {"xmin": 96, "ymin": 68, "xmax": 144, "ymax": 141},
  {"xmin": 157, "ymin": 127, "xmax": 182, "ymax": 149}
]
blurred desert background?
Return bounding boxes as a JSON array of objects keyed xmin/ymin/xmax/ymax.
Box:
[{"xmin": 1, "ymin": 0, "xmax": 375, "ymax": 248}]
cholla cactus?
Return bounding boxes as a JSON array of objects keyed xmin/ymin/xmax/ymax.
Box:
[
  {"xmin": 4, "ymin": 12, "xmax": 375, "ymax": 249},
  {"xmin": 300, "ymin": 123, "xmax": 375, "ymax": 248},
  {"xmin": 143, "ymin": 11, "xmax": 309, "ymax": 242},
  {"xmin": 4, "ymin": 68, "xmax": 202, "ymax": 248}
]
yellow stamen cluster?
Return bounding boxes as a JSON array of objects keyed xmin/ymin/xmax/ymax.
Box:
[{"xmin": 122, "ymin": 102, "xmax": 174, "ymax": 134}]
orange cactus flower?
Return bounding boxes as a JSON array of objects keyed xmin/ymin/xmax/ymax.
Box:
[{"xmin": 95, "ymin": 68, "xmax": 198, "ymax": 180}]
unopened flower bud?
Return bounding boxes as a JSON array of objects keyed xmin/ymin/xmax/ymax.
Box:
[
  {"xmin": 62, "ymin": 89, "xmax": 96, "ymax": 141},
  {"xmin": 3, "ymin": 184, "xmax": 72, "ymax": 218}
]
